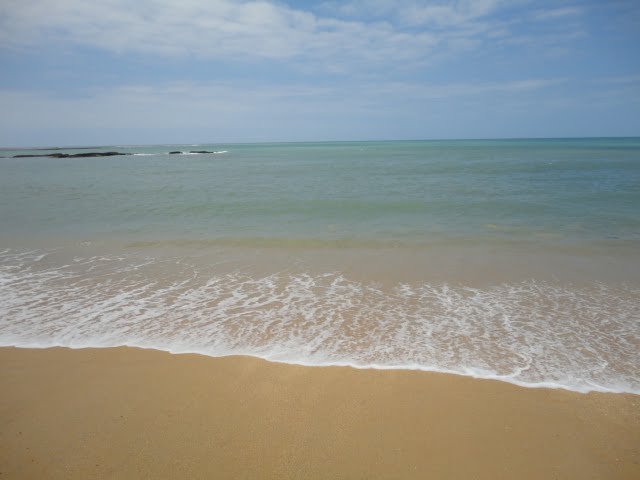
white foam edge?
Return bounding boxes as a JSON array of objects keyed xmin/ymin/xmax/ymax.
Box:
[{"xmin": 1, "ymin": 339, "xmax": 636, "ymax": 396}]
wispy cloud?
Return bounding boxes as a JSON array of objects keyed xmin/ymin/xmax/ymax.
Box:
[
  {"xmin": 397, "ymin": 0, "xmax": 504, "ymax": 27},
  {"xmin": 1, "ymin": 1, "xmax": 638, "ymax": 144},
  {"xmin": 0, "ymin": 77, "xmax": 566, "ymax": 133},
  {"xmin": 532, "ymin": 6, "xmax": 583, "ymax": 21},
  {"xmin": 319, "ymin": 0, "xmax": 504, "ymax": 27},
  {"xmin": 0, "ymin": 0, "xmax": 556, "ymax": 74},
  {"xmin": 0, "ymin": 0, "xmax": 453, "ymax": 67},
  {"xmin": 597, "ymin": 73, "xmax": 640, "ymax": 85}
]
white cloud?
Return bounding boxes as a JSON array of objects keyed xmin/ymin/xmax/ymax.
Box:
[
  {"xmin": 0, "ymin": 0, "xmax": 310, "ymax": 58},
  {"xmin": 398, "ymin": 0, "xmax": 504, "ymax": 27},
  {"xmin": 0, "ymin": 0, "xmax": 441, "ymax": 65},
  {"xmin": 0, "ymin": 0, "xmax": 522, "ymax": 72},
  {"xmin": 532, "ymin": 6, "xmax": 583, "ymax": 21},
  {"xmin": 0, "ymin": 1, "xmax": 593, "ymax": 77},
  {"xmin": 320, "ymin": 0, "xmax": 505, "ymax": 27}
]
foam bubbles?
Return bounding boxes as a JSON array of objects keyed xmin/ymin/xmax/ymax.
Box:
[{"xmin": 0, "ymin": 249, "xmax": 638, "ymax": 393}]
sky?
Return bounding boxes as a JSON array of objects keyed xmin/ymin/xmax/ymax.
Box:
[{"xmin": 0, "ymin": 0, "xmax": 639, "ymax": 146}]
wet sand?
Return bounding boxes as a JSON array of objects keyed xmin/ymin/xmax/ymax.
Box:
[{"xmin": 0, "ymin": 346, "xmax": 638, "ymax": 479}]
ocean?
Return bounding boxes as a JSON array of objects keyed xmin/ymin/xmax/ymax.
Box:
[{"xmin": 1, "ymin": 138, "xmax": 639, "ymax": 393}]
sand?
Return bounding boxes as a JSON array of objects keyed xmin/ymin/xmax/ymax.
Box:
[{"xmin": 0, "ymin": 347, "xmax": 638, "ymax": 479}]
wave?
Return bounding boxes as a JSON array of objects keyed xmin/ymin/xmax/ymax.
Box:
[
  {"xmin": 132, "ymin": 151, "xmax": 228, "ymax": 156},
  {"xmin": 166, "ymin": 151, "xmax": 228, "ymax": 155},
  {"xmin": 0, "ymin": 249, "xmax": 638, "ymax": 394}
]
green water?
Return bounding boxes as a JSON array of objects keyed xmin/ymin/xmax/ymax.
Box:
[{"xmin": 1, "ymin": 138, "xmax": 639, "ymax": 247}]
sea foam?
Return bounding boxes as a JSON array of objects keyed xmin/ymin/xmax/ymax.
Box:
[{"xmin": 0, "ymin": 249, "xmax": 638, "ymax": 394}]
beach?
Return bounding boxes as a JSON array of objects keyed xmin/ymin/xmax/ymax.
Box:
[
  {"xmin": 3, "ymin": 0, "xmax": 640, "ymax": 475},
  {"xmin": 1, "ymin": 346, "xmax": 638, "ymax": 479},
  {"xmin": 1, "ymin": 139, "xmax": 639, "ymax": 477}
]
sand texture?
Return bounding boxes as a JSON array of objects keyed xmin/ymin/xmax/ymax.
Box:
[{"xmin": 0, "ymin": 346, "xmax": 638, "ymax": 479}]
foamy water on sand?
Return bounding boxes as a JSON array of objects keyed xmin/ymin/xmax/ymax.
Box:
[
  {"xmin": 1, "ymin": 139, "xmax": 639, "ymax": 393},
  {"xmin": 0, "ymin": 248, "xmax": 638, "ymax": 393}
]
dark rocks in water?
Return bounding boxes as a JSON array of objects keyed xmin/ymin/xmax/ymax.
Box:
[
  {"xmin": 169, "ymin": 151, "xmax": 182, "ymax": 154},
  {"xmin": 13, "ymin": 153, "xmax": 54, "ymax": 158},
  {"xmin": 189, "ymin": 150, "xmax": 214, "ymax": 154},
  {"xmin": 13, "ymin": 151, "xmax": 131, "ymax": 159},
  {"xmin": 70, "ymin": 151, "xmax": 129, "ymax": 158}
]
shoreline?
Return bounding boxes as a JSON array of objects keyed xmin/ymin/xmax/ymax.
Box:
[
  {"xmin": 1, "ymin": 346, "xmax": 638, "ymax": 479},
  {"xmin": 2, "ymin": 247, "xmax": 638, "ymax": 397},
  {"xmin": 3, "ymin": 343, "xmax": 636, "ymax": 395}
]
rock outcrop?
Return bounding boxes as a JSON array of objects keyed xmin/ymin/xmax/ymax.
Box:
[{"xmin": 13, "ymin": 151, "xmax": 131, "ymax": 158}]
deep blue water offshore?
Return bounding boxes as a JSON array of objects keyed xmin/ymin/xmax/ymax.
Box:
[{"xmin": 1, "ymin": 138, "xmax": 639, "ymax": 393}]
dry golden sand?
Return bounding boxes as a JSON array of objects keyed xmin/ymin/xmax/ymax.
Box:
[{"xmin": 0, "ymin": 347, "xmax": 638, "ymax": 479}]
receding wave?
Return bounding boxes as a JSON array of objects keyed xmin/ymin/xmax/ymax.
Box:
[{"xmin": 0, "ymin": 249, "xmax": 638, "ymax": 394}]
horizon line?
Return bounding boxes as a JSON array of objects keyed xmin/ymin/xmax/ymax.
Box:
[{"xmin": 2, "ymin": 135, "xmax": 639, "ymax": 151}]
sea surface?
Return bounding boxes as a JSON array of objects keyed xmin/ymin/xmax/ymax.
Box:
[{"xmin": 1, "ymin": 138, "xmax": 639, "ymax": 393}]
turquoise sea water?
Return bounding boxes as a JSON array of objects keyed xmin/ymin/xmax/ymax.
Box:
[
  {"xmin": 1, "ymin": 138, "xmax": 639, "ymax": 393},
  {"xmin": 2, "ymin": 138, "xmax": 639, "ymax": 247}
]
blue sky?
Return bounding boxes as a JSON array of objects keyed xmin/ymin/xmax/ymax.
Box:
[{"xmin": 1, "ymin": 0, "xmax": 639, "ymax": 146}]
